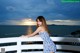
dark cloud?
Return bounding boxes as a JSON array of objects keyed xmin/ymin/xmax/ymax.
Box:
[{"xmin": 0, "ymin": 0, "xmax": 80, "ymax": 25}]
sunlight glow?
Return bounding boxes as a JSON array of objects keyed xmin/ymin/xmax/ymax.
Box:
[{"xmin": 20, "ymin": 18, "xmax": 36, "ymax": 26}]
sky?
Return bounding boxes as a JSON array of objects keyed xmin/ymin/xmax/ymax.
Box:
[{"xmin": 0, "ymin": 0, "xmax": 80, "ymax": 25}]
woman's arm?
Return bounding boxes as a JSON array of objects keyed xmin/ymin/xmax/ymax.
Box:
[{"xmin": 27, "ymin": 27, "xmax": 41, "ymax": 37}]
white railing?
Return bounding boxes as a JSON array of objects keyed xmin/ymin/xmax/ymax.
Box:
[{"xmin": 0, "ymin": 36, "xmax": 80, "ymax": 53}]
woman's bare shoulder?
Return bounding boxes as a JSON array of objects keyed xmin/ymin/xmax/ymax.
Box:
[
  {"xmin": 39, "ymin": 26, "xmax": 45, "ymax": 31},
  {"xmin": 38, "ymin": 26, "xmax": 45, "ymax": 30}
]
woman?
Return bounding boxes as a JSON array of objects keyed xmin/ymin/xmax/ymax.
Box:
[{"xmin": 21, "ymin": 16, "xmax": 56, "ymax": 53}]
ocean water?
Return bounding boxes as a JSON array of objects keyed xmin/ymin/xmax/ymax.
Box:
[{"xmin": 0, "ymin": 25, "xmax": 80, "ymax": 38}]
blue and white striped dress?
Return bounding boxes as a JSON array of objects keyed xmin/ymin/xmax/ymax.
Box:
[{"xmin": 39, "ymin": 31, "xmax": 56, "ymax": 53}]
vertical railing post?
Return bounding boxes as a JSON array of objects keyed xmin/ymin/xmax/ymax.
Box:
[
  {"xmin": 0, "ymin": 48, "xmax": 5, "ymax": 53},
  {"xmin": 17, "ymin": 38, "xmax": 21, "ymax": 53}
]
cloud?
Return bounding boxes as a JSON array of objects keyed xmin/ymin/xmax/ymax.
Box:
[
  {"xmin": 3, "ymin": 0, "xmax": 55, "ymax": 19},
  {"xmin": 6, "ymin": 6, "xmax": 16, "ymax": 12},
  {"xmin": 0, "ymin": 0, "xmax": 80, "ymax": 22},
  {"xmin": 0, "ymin": 19, "xmax": 80, "ymax": 25},
  {"xmin": 0, "ymin": 18, "xmax": 36, "ymax": 25},
  {"xmin": 56, "ymin": 14, "xmax": 65, "ymax": 17},
  {"xmin": 6, "ymin": 0, "xmax": 56, "ymax": 14},
  {"xmin": 47, "ymin": 20, "xmax": 80, "ymax": 25},
  {"xmin": 54, "ymin": 14, "xmax": 67, "ymax": 19},
  {"xmin": 46, "ymin": 0, "xmax": 56, "ymax": 6},
  {"xmin": 0, "ymin": 20, "xmax": 21, "ymax": 25}
]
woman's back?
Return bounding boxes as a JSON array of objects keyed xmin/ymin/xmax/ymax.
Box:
[{"xmin": 39, "ymin": 30, "xmax": 56, "ymax": 53}]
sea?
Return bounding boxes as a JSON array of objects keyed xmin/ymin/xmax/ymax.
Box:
[{"xmin": 0, "ymin": 25, "xmax": 80, "ymax": 38}]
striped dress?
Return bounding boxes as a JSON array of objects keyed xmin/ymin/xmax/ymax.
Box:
[{"xmin": 39, "ymin": 31, "xmax": 56, "ymax": 53}]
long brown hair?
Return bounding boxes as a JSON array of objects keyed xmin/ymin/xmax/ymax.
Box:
[{"xmin": 36, "ymin": 16, "xmax": 50, "ymax": 34}]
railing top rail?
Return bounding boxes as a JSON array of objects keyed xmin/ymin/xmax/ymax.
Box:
[{"xmin": 0, "ymin": 37, "xmax": 80, "ymax": 43}]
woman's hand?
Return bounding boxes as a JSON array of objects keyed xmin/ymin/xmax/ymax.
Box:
[
  {"xmin": 20, "ymin": 35, "xmax": 31, "ymax": 38},
  {"xmin": 20, "ymin": 35, "xmax": 27, "ymax": 38},
  {"xmin": 20, "ymin": 35, "xmax": 25, "ymax": 37},
  {"xmin": 27, "ymin": 35, "xmax": 31, "ymax": 38}
]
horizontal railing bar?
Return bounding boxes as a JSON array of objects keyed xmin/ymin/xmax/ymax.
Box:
[
  {"xmin": 0, "ymin": 45, "xmax": 80, "ymax": 52},
  {"xmin": 50, "ymin": 37, "xmax": 80, "ymax": 42},
  {"xmin": 0, "ymin": 37, "xmax": 18, "ymax": 43},
  {"xmin": 0, "ymin": 37, "xmax": 80, "ymax": 43},
  {"xmin": 5, "ymin": 51, "xmax": 76, "ymax": 53},
  {"xmin": 21, "ymin": 45, "xmax": 80, "ymax": 51},
  {"xmin": 0, "ymin": 45, "xmax": 17, "ymax": 52},
  {"xmin": 22, "ymin": 51, "xmax": 77, "ymax": 53},
  {"xmin": 56, "ymin": 45, "xmax": 80, "ymax": 51},
  {"xmin": 21, "ymin": 44, "xmax": 43, "ymax": 49},
  {"xmin": 22, "ymin": 51, "xmax": 43, "ymax": 53}
]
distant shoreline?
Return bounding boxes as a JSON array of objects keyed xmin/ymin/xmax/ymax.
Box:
[{"xmin": 0, "ymin": 24, "xmax": 80, "ymax": 26}]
